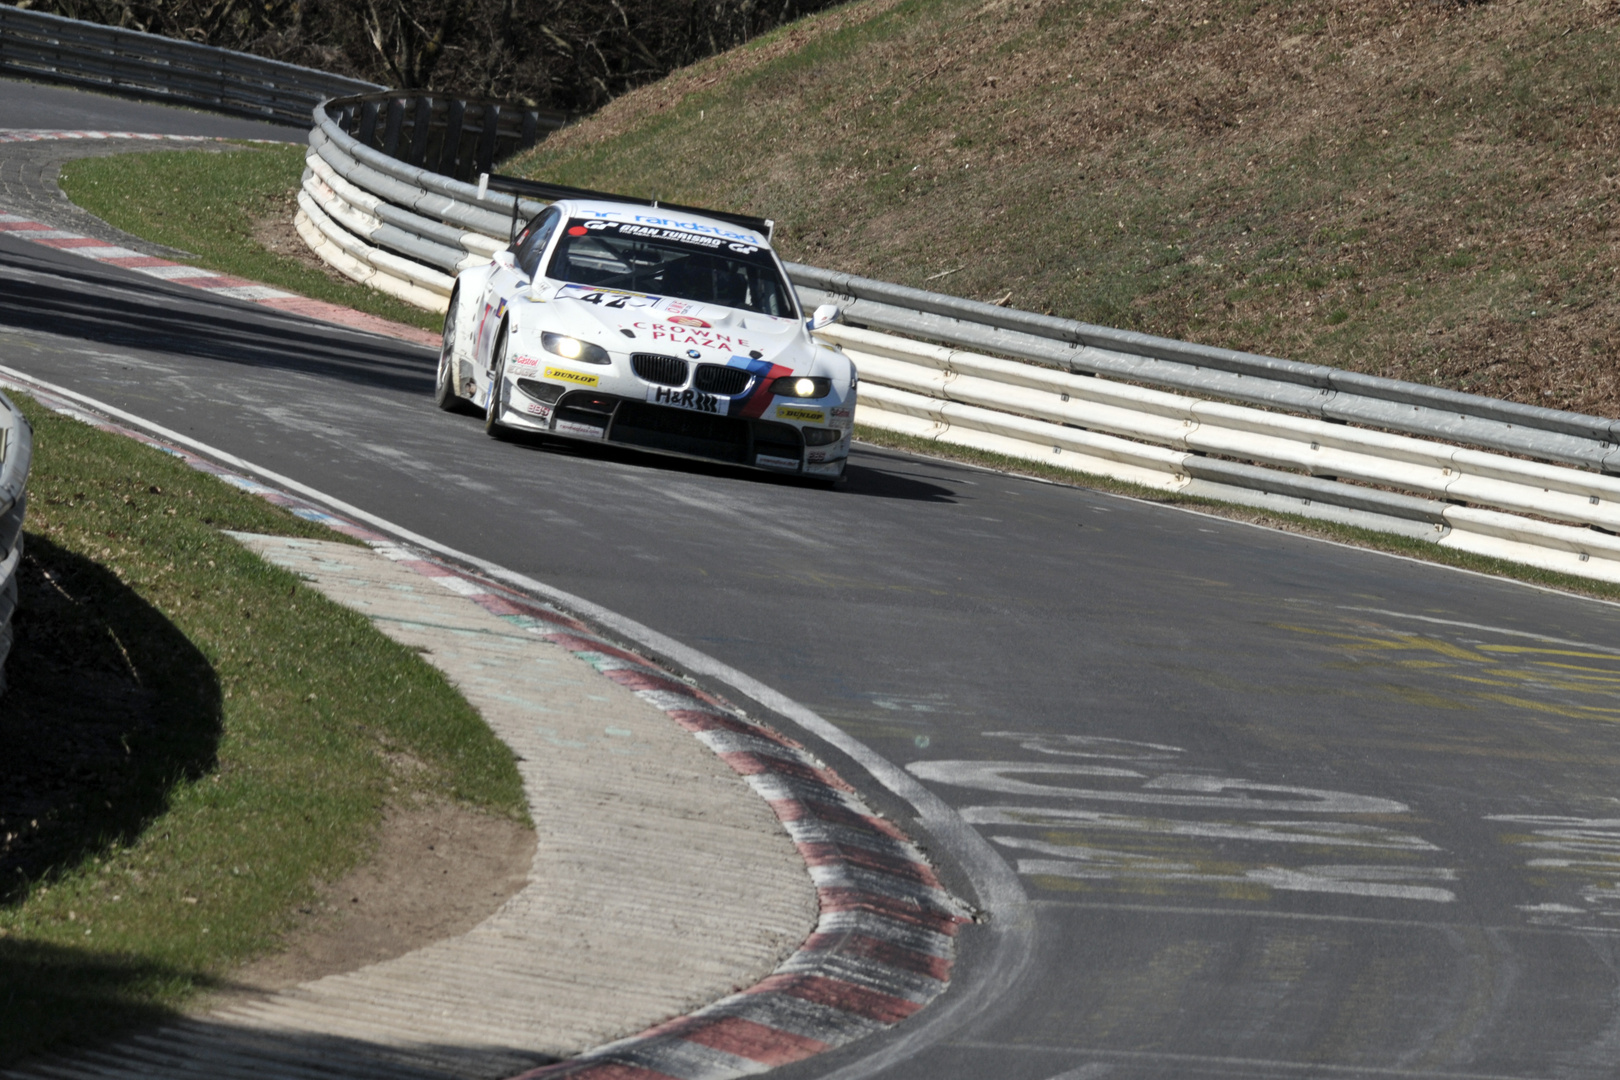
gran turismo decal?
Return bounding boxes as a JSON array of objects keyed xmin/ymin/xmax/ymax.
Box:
[{"xmin": 755, "ymin": 454, "xmax": 799, "ymax": 470}]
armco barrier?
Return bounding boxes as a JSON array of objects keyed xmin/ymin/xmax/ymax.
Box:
[
  {"xmin": 324, "ymin": 91, "xmax": 567, "ymax": 184},
  {"xmin": 299, "ymin": 97, "xmax": 551, "ymax": 312},
  {"xmin": 0, "ymin": 6, "xmax": 380, "ymax": 126},
  {"xmin": 0, "ymin": 391, "xmax": 33, "ymax": 694},
  {"xmin": 9, "ymin": 7, "xmax": 1617, "ymax": 586},
  {"xmin": 288, "ymin": 97, "xmax": 1620, "ymax": 585},
  {"xmin": 298, "ymin": 104, "xmax": 1620, "ymax": 584},
  {"xmin": 819, "ymin": 324, "xmax": 1620, "ymax": 583}
]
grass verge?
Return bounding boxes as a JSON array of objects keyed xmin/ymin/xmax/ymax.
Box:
[
  {"xmin": 514, "ymin": 0, "xmax": 1620, "ymax": 418},
  {"xmin": 0, "ymin": 393, "xmax": 527, "ymax": 1065},
  {"xmin": 854, "ymin": 424, "xmax": 1620, "ymax": 605},
  {"xmin": 57, "ymin": 143, "xmax": 441, "ymax": 334}
]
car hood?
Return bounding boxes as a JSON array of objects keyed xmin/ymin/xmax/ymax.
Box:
[{"xmin": 537, "ymin": 282, "xmax": 820, "ymax": 374}]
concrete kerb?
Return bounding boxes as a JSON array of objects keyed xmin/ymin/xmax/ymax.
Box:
[{"xmin": 0, "ymin": 367, "xmax": 971, "ymax": 1080}]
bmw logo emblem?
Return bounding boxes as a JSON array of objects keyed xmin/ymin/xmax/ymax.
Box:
[{"xmin": 686, "ymin": 349, "xmax": 701, "ymax": 359}]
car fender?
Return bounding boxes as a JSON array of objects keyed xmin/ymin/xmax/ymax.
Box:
[{"xmin": 446, "ymin": 276, "xmax": 487, "ymax": 396}]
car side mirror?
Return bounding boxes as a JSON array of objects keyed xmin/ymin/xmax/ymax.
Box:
[
  {"xmin": 808, "ymin": 303, "xmax": 843, "ymax": 331},
  {"xmin": 493, "ymin": 248, "xmax": 516, "ymax": 269}
]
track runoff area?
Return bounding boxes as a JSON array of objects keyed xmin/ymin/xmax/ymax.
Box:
[{"xmin": 5, "ymin": 81, "xmax": 1620, "ymax": 1080}]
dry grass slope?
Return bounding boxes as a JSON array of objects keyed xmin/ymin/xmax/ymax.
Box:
[{"xmin": 515, "ymin": 0, "xmax": 1620, "ymax": 417}]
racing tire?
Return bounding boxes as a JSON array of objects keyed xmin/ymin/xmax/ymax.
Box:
[
  {"xmin": 435, "ymin": 292, "xmax": 471, "ymax": 414},
  {"xmin": 484, "ymin": 322, "xmax": 512, "ymax": 440}
]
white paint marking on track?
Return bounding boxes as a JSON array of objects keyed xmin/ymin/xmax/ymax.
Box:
[
  {"xmin": 0, "ymin": 362, "xmax": 1033, "ymax": 1080},
  {"xmin": 1337, "ymin": 606, "xmax": 1620, "ymax": 654},
  {"xmin": 960, "ymin": 805, "xmax": 1439, "ymax": 850},
  {"xmin": 995, "ymin": 837, "xmax": 1459, "ymax": 903},
  {"xmin": 908, "ymin": 760, "xmax": 1410, "ymax": 814}
]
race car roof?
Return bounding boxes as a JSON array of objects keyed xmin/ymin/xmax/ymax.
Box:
[{"xmin": 485, "ymin": 174, "xmax": 774, "ymax": 242}]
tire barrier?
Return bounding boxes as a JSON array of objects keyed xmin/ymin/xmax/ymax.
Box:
[
  {"xmin": 0, "ymin": 6, "xmax": 379, "ymax": 126},
  {"xmin": 0, "ymin": 392, "xmax": 33, "ymax": 695}
]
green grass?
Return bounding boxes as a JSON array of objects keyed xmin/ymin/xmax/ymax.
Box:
[
  {"xmin": 0, "ymin": 393, "xmax": 527, "ymax": 1065},
  {"xmin": 513, "ymin": 0, "xmax": 1620, "ymax": 419},
  {"xmin": 853, "ymin": 424, "xmax": 1620, "ymax": 605},
  {"xmin": 57, "ymin": 143, "xmax": 441, "ymax": 334}
]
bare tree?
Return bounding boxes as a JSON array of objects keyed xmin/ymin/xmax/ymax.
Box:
[{"xmin": 8, "ymin": 0, "xmax": 846, "ymax": 111}]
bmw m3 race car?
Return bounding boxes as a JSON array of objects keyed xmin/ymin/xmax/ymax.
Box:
[{"xmin": 435, "ymin": 177, "xmax": 856, "ymax": 482}]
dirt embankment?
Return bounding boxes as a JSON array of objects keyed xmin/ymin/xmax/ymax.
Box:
[{"xmin": 521, "ymin": 0, "xmax": 1620, "ymax": 419}]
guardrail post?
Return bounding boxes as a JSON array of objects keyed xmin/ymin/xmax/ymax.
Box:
[
  {"xmin": 475, "ymin": 104, "xmax": 500, "ymax": 179},
  {"xmin": 407, "ymin": 96, "xmax": 433, "ymax": 167},
  {"xmin": 438, "ymin": 99, "xmax": 466, "ymax": 177},
  {"xmin": 382, "ymin": 98, "xmax": 405, "ymax": 156},
  {"xmin": 358, "ymin": 99, "xmax": 381, "ymax": 148}
]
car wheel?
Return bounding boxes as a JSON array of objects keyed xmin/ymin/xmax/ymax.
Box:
[
  {"xmin": 484, "ymin": 322, "xmax": 512, "ymax": 440},
  {"xmin": 435, "ymin": 291, "xmax": 468, "ymax": 413}
]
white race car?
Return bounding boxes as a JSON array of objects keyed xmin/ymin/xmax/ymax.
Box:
[{"xmin": 435, "ymin": 178, "xmax": 856, "ymax": 482}]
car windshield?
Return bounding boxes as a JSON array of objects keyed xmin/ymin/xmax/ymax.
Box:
[{"xmin": 546, "ymin": 218, "xmax": 796, "ymax": 318}]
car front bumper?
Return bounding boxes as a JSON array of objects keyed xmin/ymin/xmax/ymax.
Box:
[{"xmin": 502, "ymin": 383, "xmax": 851, "ymax": 477}]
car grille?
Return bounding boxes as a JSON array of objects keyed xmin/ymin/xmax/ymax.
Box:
[
  {"xmin": 693, "ymin": 364, "xmax": 752, "ymax": 396},
  {"xmin": 631, "ymin": 353, "xmax": 688, "ymax": 387}
]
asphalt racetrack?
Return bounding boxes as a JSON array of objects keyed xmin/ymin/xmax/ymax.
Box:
[{"xmin": 5, "ymin": 80, "xmax": 1620, "ymax": 1080}]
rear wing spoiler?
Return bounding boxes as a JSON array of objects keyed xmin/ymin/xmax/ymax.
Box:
[{"xmin": 481, "ymin": 173, "xmax": 774, "ymax": 243}]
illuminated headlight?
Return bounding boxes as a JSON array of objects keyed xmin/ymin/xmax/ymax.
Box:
[
  {"xmin": 542, "ymin": 332, "xmax": 610, "ymax": 365},
  {"xmin": 769, "ymin": 375, "xmax": 832, "ymax": 399},
  {"xmin": 803, "ymin": 427, "xmax": 843, "ymax": 446}
]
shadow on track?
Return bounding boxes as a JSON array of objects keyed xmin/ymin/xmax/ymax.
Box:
[
  {"xmin": 494, "ymin": 427, "xmax": 962, "ymax": 503},
  {"xmin": 0, "ymin": 239, "xmax": 433, "ymax": 396}
]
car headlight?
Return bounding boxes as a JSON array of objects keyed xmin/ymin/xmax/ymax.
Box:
[
  {"xmin": 769, "ymin": 375, "xmax": 832, "ymax": 399},
  {"xmin": 803, "ymin": 427, "xmax": 843, "ymax": 446},
  {"xmin": 542, "ymin": 332, "xmax": 611, "ymax": 365}
]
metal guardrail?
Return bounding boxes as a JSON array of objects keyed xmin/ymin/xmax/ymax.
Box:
[
  {"xmin": 299, "ymin": 97, "xmax": 551, "ymax": 311},
  {"xmin": 0, "ymin": 5, "xmax": 380, "ymax": 126},
  {"xmin": 0, "ymin": 391, "xmax": 33, "ymax": 694},
  {"xmin": 787, "ymin": 266, "xmax": 1620, "ymax": 473},
  {"xmin": 819, "ymin": 324, "xmax": 1620, "ymax": 583},
  {"xmin": 295, "ymin": 92, "xmax": 1620, "ymax": 584},
  {"xmin": 325, "ymin": 91, "xmax": 566, "ymax": 184}
]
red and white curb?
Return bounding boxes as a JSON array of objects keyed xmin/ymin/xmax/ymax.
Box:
[
  {"xmin": 1, "ymin": 209, "xmax": 301, "ymax": 300},
  {"xmin": 0, "ymin": 131, "xmax": 439, "ymax": 347},
  {"xmin": 0, "ymin": 129, "xmax": 211, "ymax": 144},
  {"xmin": 0, "ymin": 367, "xmax": 972, "ymax": 1080}
]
